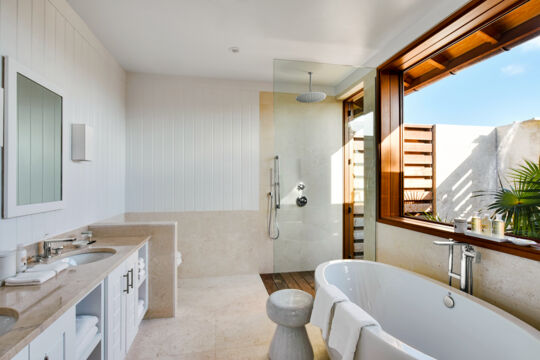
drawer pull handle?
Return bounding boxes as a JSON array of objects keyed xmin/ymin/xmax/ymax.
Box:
[
  {"xmin": 129, "ymin": 268, "xmax": 134, "ymax": 289},
  {"xmin": 123, "ymin": 273, "xmax": 130, "ymax": 294}
]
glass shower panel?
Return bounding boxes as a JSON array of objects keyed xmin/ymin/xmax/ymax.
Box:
[{"xmin": 271, "ymin": 60, "xmax": 376, "ymax": 273}]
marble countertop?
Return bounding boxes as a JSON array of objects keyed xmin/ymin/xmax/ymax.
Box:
[{"xmin": 0, "ymin": 236, "xmax": 149, "ymax": 360}]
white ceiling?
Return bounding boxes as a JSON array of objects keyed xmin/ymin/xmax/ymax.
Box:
[{"xmin": 68, "ymin": 0, "xmax": 468, "ymax": 82}]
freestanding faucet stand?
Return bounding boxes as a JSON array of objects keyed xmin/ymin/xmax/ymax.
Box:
[{"xmin": 434, "ymin": 240, "xmax": 480, "ymax": 295}]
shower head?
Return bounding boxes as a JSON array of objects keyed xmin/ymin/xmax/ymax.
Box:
[{"xmin": 296, "ymin": 72, "xmax": 327, "ymax": 103}]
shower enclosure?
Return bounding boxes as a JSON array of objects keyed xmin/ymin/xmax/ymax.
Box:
[{"xmin": 271, "ymin": 60, "xmax": 376, "ymax": 273}]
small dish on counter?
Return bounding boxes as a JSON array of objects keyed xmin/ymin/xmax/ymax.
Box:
[{"xmin": 507, "ymin": 237, "xmax": 538, "ymax": 246}]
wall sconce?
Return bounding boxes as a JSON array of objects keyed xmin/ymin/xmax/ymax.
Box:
[{"xmin": 71, "ymin": 124, "xmax": 93, "ymax": 161}]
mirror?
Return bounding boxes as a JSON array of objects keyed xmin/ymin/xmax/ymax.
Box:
[{"xmin": 3, "ymin": 57, "xmax": 64, "ymax": 218}]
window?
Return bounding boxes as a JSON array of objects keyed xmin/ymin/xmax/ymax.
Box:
[
  {"xmin": 403, "ymin": 35, "xmax": 540, "ymax": 239},
  {"xmin": 378, "ymin": 0, "xmax": 540, "ymax": 260}
]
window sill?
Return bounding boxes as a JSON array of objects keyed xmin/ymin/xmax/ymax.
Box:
[{"xmin": 378, "ymin": 216, "xmax": 540, "ymax": 262}]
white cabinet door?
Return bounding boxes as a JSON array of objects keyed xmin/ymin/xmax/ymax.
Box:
[
  {"xmin": 124, "ymin": 252, "xmax": 139, "ymax": 351},
  {"xmin": 29, "ymin": 307, "xmax": 75, "ymax": 360},
  {"xmin": 105, "ymin": 260, "xmax": 127, "ymax": 360},
  {"xmin": 11, "ymin": 346, "xmax": 28, "ymax": 360}
]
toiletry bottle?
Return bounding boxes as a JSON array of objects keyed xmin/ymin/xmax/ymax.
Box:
[
  {"xmin": 16, "ymin": 244, "xmax": 27, "ymax": 273},
  {"xmin": 481, "ymin": 213, "xmax": 492, "ymax": 236},
  {"xmin": 492, "ymin": 214, "xmax": 506, "ymax": 239},
  {"xmin": 471, "ymin": 212, "xmax": 481, "ymax": 233}
]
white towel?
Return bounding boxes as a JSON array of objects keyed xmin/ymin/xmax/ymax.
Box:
[
  {"xmin": 139, "ymin": 269, "xmax": 146, "ymax": 279},
  {"xmin": 76, "ymin": 325, "xmax": 98, "ymax": 358},
  {"xmin": 27, "ymin": 262, "xmax": 69, "ymax": 274},
  {"xmin": 137, "ymin": 299, "xmax": 145, "ymax": 318},
  {"xmin": 5, "ymin": 270, "xmax": 56, "ymax": 286},
  {"xmin": 76, "ymin": 315, "xmax": 99, "ymax": 339},
  {"xmin": 328, "ymin": 302, "xmax": 379, "ymax": 360},
  {"xmin": 310, "ymin": 284, "xmax": 348, "ymax": 339}
]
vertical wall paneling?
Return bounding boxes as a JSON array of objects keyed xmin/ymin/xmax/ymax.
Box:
[
  {"xmin": 0, "ymin": 0, "xmax": 126, "ymax": 250},
  {"xmin": 126, "ymin": 74, "xmax": 266, "ymax": 212}
]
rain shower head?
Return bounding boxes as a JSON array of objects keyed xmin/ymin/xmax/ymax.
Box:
[{"xmin": 296, "ymin": 72, "xmax": 327, "ymax": 103}]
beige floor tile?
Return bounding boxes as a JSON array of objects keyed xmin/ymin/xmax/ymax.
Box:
[
  {"xmin": 215, "ymin": 311, "xmax": 276, "ymax": 350},
  {"xmin": 127, "ymin": 274, "xmax": 329, "ymax": 360},
  {"xmin": 218, "ymin": 345, "xmax": 269, "ymax": 359}
]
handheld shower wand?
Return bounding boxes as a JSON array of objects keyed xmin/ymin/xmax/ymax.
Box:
[{"xmin": 267, "ymin": 156, "xmax": 280, "ymax": 239}]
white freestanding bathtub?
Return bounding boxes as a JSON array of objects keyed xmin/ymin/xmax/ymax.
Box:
[{"xmin": 315, "ymin": 260, "xmax": 540, "ymax": 360}]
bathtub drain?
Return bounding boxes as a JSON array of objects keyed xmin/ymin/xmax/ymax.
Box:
[{"xmin": 444, "ymin": 293, "xmax": 455, "ymax": 308}]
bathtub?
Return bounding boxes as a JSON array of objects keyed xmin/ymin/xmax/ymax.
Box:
[{"xmin": 315, "ymin": 260, "xmax": 540, "ymax": 360}]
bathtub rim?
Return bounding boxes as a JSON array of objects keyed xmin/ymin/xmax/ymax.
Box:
[{"xmin": 314, "ymin": 259, "xmax": 540, "ymax": 344}]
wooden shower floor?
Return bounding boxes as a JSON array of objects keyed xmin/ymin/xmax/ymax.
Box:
[{"xmin": 260, "ymin": 271, "xmax": 316, "ymax": 296}]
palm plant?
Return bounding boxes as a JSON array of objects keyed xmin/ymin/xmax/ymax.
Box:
[{"xmin": 475, "ymin": 160, "xmax": 540, "ymax": 238}]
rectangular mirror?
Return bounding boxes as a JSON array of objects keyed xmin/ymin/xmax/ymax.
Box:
[{"xmin": 3, "ymin": 57, "xmax": 64, "ymax": 218}]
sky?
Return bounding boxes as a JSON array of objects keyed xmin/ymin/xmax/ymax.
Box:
[{"xmin": 404, "ymin": 35, "xmax": 540, "ymax": 127}]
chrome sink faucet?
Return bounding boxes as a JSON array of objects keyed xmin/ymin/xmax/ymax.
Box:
[
  {"xmin": 42, "ymin": 237, "xmax": 76, "ymax": 258},
  {"xmin": 434, "ymin": 239, "xmax": 480, "ymax": 295}
]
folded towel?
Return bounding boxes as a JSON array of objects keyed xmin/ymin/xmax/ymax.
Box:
[
  {"xmin": 310, "ymin": 284, "xmax": 348, "ymax": 339},
  {"xmin": 76, "ymin": 315, "xmax": 99, "ymax": 339},
  {"xmin": 76, "ymin": 325, "xmax": 98, "ymax": 359},
  {"xmin": 328, "ymin": 302, "xmax": 379, "ymax": 360},
  {"xmin": 137, "ymin": 299, "xmax": 145, "ymax": 318},
  {"xmin": 176, "ymin": 251, "xmax": 182, "ymax": 267},
  {"xmin": 5, "ymin": 270, "xmax": 56, "ymax": 286},
  {"xmin": 27, "ymin": 261, "xmax": 69, "ymax": 274}
]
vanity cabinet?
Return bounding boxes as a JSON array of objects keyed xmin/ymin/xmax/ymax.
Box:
[
  {"xmin": 105, "ymin": 252, "xmax": 140, "ymax": 360},
  {"xmin": 11, "ymin": 347, "xmax": 28, "ymax": 360},
  {"xmin": 28, "ymin": 307, "xmax": 75, "ymax": 360},
  {"xmin": 124, "ymin": 253, "xmax": 139, "ymax": 351},
  {"xmin": 8, "ymin": 243, "xmax": 148, "ymax": 360}
]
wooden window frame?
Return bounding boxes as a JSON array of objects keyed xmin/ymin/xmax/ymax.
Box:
[
  {"xmin": 343, "ymin": 90, "xmax": 365, "ymax": 259},
  {"xmin": 377, "ymin": 0, "xmax": 540, "ymax": 261}
]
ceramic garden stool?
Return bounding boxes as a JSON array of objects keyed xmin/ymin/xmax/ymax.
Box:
[{"xmin": 266, "ymin": 289, "xmax": 314, "ymax": 360}]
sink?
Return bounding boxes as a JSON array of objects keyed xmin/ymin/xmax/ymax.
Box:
[
  {"xmin": 0, "ymin": 308, "xmax": 18, "ymax": 337},
  {"xmin": 59, "ymin": 249, "xmax": 116, "ymax": 266}
]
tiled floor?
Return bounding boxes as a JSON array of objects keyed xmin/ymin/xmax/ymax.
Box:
[{"xmin": 127, "ymin": 274, "xmax": 329, "ymax": 359}]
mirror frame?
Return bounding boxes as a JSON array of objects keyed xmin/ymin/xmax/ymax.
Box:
[{"xmin": 3, "ymin": 56, "xmax": 65, "ymax": 218}]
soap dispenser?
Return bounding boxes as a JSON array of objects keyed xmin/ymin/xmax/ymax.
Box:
[
  {"xmin": 481, "ymin": 213, "xmax": 492, "ymax": 236},
  {"xmin": 16, "ymin": 244, "xmax": 27, "ymax": 273},
  {"xmin": 471, "ymin": 212, "xmax": 481, "ymax": 233},
  {"xmin": 492, "ymin": 214, "xmax": 506, "ymax": 239}
]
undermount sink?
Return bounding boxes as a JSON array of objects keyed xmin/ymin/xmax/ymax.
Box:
[
  {"xmin": 59, "ymin": 249, "xmax": 116, "ymax": 266},
  {"xmin": 0, "ymin": 308, "xmax": 18, "ymax": 337}
]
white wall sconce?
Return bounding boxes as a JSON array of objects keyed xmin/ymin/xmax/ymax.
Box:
[{"xmin": 71, "ymin": 124, "xmax": 93, "ymax": 161}]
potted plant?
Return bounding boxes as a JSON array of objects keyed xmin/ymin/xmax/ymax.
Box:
[{"xmin": 475, "ymin": 160, "xmax": 540, "ymax": 239}]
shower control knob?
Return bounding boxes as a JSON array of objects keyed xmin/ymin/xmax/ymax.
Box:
[{"xmin": 296, "ymin": 196, "xmax": 308, "ymax": 207}]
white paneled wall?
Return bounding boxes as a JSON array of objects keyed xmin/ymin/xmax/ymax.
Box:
[
  {"xmin": 0, "ymin": 0, "xmax": 126, "ymax": 250},
  {"xmin": 126, "ymin": 73, "xmax": 268, "ymax": 212}
]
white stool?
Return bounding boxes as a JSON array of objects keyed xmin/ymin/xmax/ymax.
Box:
[{"xmin": 266, "ymin": 289, "xmax": 314, "ymax": 360}]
